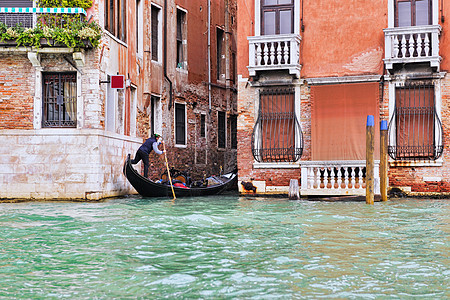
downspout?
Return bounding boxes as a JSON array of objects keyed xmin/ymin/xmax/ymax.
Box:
[
  {"xmin": 208, "ymin": 0, "xmax": 211, "ymax": 114},
  {"xmin": 164, "ymin": 0, "xmax": 173, "ymax": 110}
]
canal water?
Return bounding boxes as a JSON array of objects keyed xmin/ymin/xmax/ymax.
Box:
[{"xmin": 0, "ymin": 196, "xmax": 448, "ymax": 299}]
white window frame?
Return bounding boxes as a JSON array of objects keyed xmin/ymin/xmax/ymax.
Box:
[
  {"xmin": 176, "ymin": 6, "xmax": 188, "ymax": 70},
  {"xmin": 387, "ymin": 0, "xmax": 439, "ymax": 28},
  {"xmin": 136, "ymin": 0, "xmax": 144, "ymax": 58},
  {"xmin": 387, "ymin": 75, "xmax": 443, "ymax": 166},
  {"xmin": 254, "ymin": 0, "xmax": 301, "ymax": 36},
  {"xmin": 252, "ymin": 85, "xmax": 301, "ymax": 168}
]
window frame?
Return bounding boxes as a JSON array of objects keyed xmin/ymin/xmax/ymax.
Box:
[
  {"xmin": 252, "ymin": 87, "xmax": 303, "ymax": 163},
  {"xmin": 176, "ymin": 7, "xmax": 187, "ymax": 69},
  {"xmin": 388, "ymin": 79, "xmax": 443, "ymax": 163},
  {"xmin": 218, "ymin": 111, "xmax": 226, "ymax": 149},
  {"xmin": 136, "ymin": 0, "xmax": 143, "ymax": 58},
  {"xmin": 200, "ymin": 113, "xmax": 206, "ymax": 138},
  {"xmin": 151, "ymin": 4, "xmax": 162, "ymax": 62},
  {"xmin": 394, "ymin": 0, "xmax": 432, "ymax": 27},
  {"xmin": 261, "ymin": 0, "xmax": 294, "ymax": 35},
  {"xmin": 216, "ymin": 27, "xmax": 225, "ymax": 80},
  {"xmin": 105, "ymin": 0, "xmax": 127, "ymax": 42},
  {"xmin": 42, "ymin": 72, "xmax": 77, "ymax": 128},
  {"xmin": 175, "ymin": 102, "xmax": 187, "ymax": 146}
]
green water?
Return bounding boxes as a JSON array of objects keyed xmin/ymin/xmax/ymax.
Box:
[{"xmin": 0, "ymin": 196, "xmax": 448, "ymax": 299}]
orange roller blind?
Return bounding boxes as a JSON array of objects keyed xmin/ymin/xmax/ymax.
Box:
[{"xmin": 311, "ymin": 82, "xmax": 380, "ymax": 161}]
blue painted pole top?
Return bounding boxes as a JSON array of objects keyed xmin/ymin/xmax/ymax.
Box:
[
  {"xmin": 366, "ymin": 115, "xmax": 374, "ymax": 127},
  {"xmin": 380, "ymin": 120, "xmax": 388, "ymax": 131}
]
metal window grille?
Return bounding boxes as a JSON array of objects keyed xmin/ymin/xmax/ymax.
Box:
[
  {"xmin": 388, "ymin": 82, "xmax": 443, "ymax": 160},
  {"xmin": 252, "ymin": 87, "xmax": 303, "ymax": 162},
  {"xmin": 218, "ymin": 111, "xmax": 226, "ymax": 148},
  {"xmin": 175, "ymin": 103, "xmax": 186, "ymax": 145},
  {"xmin": 42, "ymin": 73, "xmax": 77, "ymax": 128}
]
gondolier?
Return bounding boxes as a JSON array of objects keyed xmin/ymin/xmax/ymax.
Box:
[{"xmin": 130, "ymin": 133, "xmax": 165, "ymax": 178}]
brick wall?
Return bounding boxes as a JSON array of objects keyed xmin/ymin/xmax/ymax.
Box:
[{"xmin": 0, "ymin": 54, "xmax": 34, "ymax": 129}]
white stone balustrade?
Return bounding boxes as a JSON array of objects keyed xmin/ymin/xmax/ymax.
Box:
[
  {"xmin": 247, "ymin": 34, "xmax": 301, "ymax": 78},
  {"xmin": 384, "ymin": 25, "xmax": 441, "ymax": 71},
  {"xmin": 300, "ymin": 161, "xmax": 380, "ymax": 196}
]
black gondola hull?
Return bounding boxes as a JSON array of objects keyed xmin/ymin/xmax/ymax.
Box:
[{"xmin": 123, "ymin": 155, "xmax": 237, "ymax": 197}]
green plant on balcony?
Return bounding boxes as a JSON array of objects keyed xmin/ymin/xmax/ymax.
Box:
[{"xmin": 0, "ymin": 0, "xmax": 101, "ymax": 49}]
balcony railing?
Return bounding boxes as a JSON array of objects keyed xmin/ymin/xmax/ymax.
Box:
[
  {"xmin": 384, "ymin": 25, "xmax": 442, "ymax": 71},
  {"xmin": 0, "ymin": 7, "xmax": 86, "ymax": 28},
  {"xmin": 248, "ymin": 34, "xmax": 301, "ymax": 78},
  {"xmin": 300, "ymin": 161, "xmax": 380, "ymax": 196}
]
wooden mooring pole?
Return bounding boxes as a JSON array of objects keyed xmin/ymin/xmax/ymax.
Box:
[
  {"xmin": 289, "ymin": 179, "xmax": 299, "ymax": 200},
  {"xmin": 380, "ymin": 120, "xmax": 388, "ymax": 202},
  {"xmin": 366, "ymin": 115, "xmax": 374, "ymax": 205}
]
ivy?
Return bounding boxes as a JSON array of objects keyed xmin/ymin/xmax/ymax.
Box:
[{"xmin": 38, "ymin": 0, "xmax": 93, "ymax": 9}]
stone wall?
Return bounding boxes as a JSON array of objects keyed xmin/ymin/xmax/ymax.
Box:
[{"xmin": 0, "ymin": 129, "xmax": 141, "ymax": 200}]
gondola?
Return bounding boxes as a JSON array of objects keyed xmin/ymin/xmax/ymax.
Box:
[{"xmin": 123, "ymin": 154, "xmax": 238, "ymax": 197}]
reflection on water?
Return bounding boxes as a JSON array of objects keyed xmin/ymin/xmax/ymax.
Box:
[{"xmin": 0, "ymin": 196, "xmax": 449, "ymax": 299}]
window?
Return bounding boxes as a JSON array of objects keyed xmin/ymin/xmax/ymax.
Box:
[
  {"xmin": 230, "ymin": 114, "xmax": 237, "ymax": 149},
  {"xmin": 261, "ymin": 0, "xmax": 294, "ymax": 35},
  {"xmin": 151, "ymin": 5, "xmax": 161, "ymax": 61},
  {"xmin": 176, "ymin": 8, "xmax": 186, "ymax": 69},
  {"xmin": 136, "ymin": 0, "xmax": 143, "ymax": 56},
  {"xmin": 42, "ymin": 73, "xmax": 77, "ymax": 128},
  {"xmin": 216, "ymin": 28, "xmax": 225, "ymax": 80},
  {"xmin": 0, "ymin": 0, "xmax": 33, "ymax": 27},
  {"xmin": 388, "ymin": 83, "xmax": 443, "ymax": 160},
  {"xmin": 150, "ymin": 95, "xmax": 161, "ymax": 136},
  {"xmin": 218, "ymin": 111, "xmax": 226, "ymax": 148},
  {"xmin": 200, "ymin": 114, "xmax": 206, "ymax": 138},
  {"xmin": 175, "ymin": 103, "xmax": 186, "ymax": 145},
  {"xmin": 105, "ymin": 0, "xmax": 127, "ymax": 42},
  {"xmin": 395, "ymin": 0, "xmax": 432, "ymax": 27},
  {"xmin": 252, "ymin": 88, "xmax": 303, "ymax": 162}
]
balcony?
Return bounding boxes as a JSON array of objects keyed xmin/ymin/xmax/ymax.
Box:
[
  {"xmin": 248, "ymin": 34, "xmax": 301, "ymax": 78},
  {"xmin": 384, "ymin": 25, "xmax": 442, "ymax": 71}
]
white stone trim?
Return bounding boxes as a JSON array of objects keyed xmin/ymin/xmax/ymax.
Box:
[
  {"xmin": 306, "ymin": 75, "xmax": 382, "ymax": 85},
  {"xmin": 253, "ymin": 162, "xmax": 300, "ymax": 169}
]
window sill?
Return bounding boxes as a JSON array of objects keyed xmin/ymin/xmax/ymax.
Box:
[
  {"xmin": 253, "ymin": 161, "xmax": 300, "ymax": 169},
  {"xmin": 175, "ymin": 144, "xmax": 187, "ymax": 149},
  {"xmin": 104, "ymin": 30, "xmax": 128, "ymax": 48},
  {"xmin": 389, "ymin": 159, "xmax": 443, "ymax": 167}
]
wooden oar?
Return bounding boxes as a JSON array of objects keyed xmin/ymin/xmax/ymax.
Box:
[{"xmin": 162, "ymin": 141, "xmax": 176, "ymax": 200}]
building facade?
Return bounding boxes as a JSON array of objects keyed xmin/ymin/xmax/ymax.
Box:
[
  {"xmin": 237, "ymin": 0, "xmax": 450, "ymax": 196},
  {"xmin": 0, "ymin": 0, "xmax": 237, "ymax": 200}
]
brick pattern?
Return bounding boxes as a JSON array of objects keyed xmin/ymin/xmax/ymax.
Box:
[{"xmin": 0, "ymin": 54, "xmax": 34, "ymax": 129}]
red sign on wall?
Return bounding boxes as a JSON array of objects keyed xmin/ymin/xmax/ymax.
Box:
[{"xmin": 110, "ymin": 75, "xmax": 125, "ymax": 89}]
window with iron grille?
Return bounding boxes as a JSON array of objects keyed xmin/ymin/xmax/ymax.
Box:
[
  {"xmin": 261, "ymin": 0, "xmax": 294, "ymax": 35},
  {"xmin": 176, "ymin": 8, "xmax": 186, "ymax": 69},
  {"xmin": 42, "ymin": 73, "xmax": 77, "ymax": 128},
  {"xmin": 252, "ymin": 87, "xmax": 303, "ymax": 162},
  {"xmin": 0, "ymin": 0, "xmax": 33, "ymax": 28},
  {"xmin": 175, "ymin": 103, "xmax": 186, "ymax": 145},
  {"xmin": 151, "ymin": 5, "xmax": 160, "ymax": 61},
  {"xmin": 230, "ymin": 114, "xmax": 237, "ymax": 149},
  {"xmin": 218, "ymin": 111, "xmax": 226, "ymax": 149},
  {"xmin": 388, "ymin": 82, "xmax": 443, "ymax": 160},
  {"xmin": 105, "ymin": 0, "xmax": 127, "ymax": 42}
]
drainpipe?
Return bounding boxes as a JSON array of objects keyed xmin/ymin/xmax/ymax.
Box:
[
  {"xmin": 164, "ymin": 0, "xmax": 173, "ymax": 110},
  {"xmin": 208, "ymin": 0, "xmax": 211, "ymax": 114}
]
